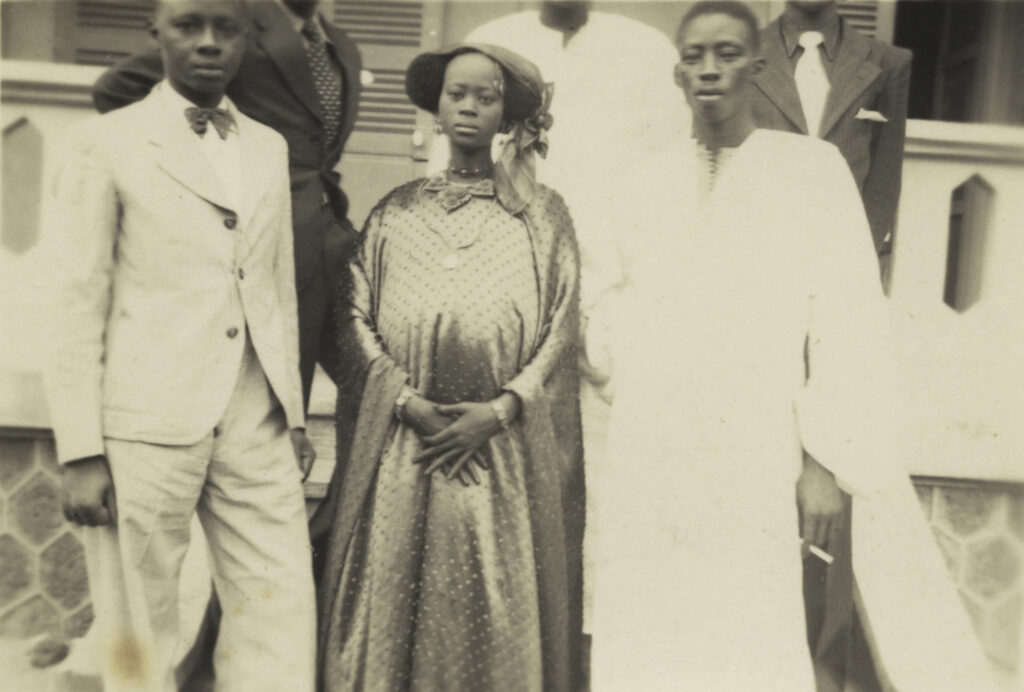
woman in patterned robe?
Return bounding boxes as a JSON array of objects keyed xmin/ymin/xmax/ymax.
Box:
[{"xmin": 311, "ymin": 44, "xmax": 584, "ymax": 691}]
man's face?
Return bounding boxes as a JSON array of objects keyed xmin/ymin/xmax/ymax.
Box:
[
  {"xmin": 437, "ymin": 53, "xmax": 506, "ymax": 152},
  {"xmin": 151, "ymin": 0, "xmax": 246, "ymax": 103},
  {"xmin": 676, "ymin": 13, "xmax": 758, "ymax": 125}
]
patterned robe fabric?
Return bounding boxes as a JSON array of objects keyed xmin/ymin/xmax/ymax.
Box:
[{"xmin": 312, "ymin": 176, "xmax": 584, "ymax": 691}]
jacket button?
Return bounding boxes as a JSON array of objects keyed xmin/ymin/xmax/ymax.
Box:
[
  {"xmin": 238, "ymin": 267, "xmax": 245, "ymax": 280},
  {"xmin": 226, "ymin": 327, "xmax": 239, "ymax": 339},
  {"xmin": 224, "ymin": 217, "xmax": 236, "ymax": 229}
]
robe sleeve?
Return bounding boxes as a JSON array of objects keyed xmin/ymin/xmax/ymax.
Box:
[
  {"xmin": 580, "ymin": 196, "xmax": 636, "ymax": 403},
  {"xmin": 309, "ymin": 198, "xmax": 408, "ymax": 550},
  {"xmin": 334, "ymin": 203, "xmax": 411, "ymax": 395},
  {"xmin": 504, "ymin": 190, "xmax": 581, "ymax": 411},
  {"xmin": 581, "ymin": 286, "xmax": 624, "ymax": 402},
  {"xmin": 793, "ymin": 146, "xmax": 900, "ymax": 497}
]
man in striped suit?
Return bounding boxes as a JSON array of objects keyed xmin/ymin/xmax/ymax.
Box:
[{"xmin": 752, "ymin": 0, "xmax": 911, "ymax": 291}]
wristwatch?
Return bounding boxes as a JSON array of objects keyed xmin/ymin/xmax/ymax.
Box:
[
  {"xmin": 490, "ymin": 398, "xmax": 511, "ymax": 430},
  {"xmin": 395, "ymin": 386, "xmax": 415, "ymax": 422}
]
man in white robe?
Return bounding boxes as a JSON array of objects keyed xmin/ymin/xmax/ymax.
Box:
[{"xmin": 589, "ymin": 3, "xmax": 997, "ymax": 690}]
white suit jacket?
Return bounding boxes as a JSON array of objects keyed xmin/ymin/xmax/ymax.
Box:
[{"xmin": 46, "ymin": 83, "xmax": 304, "ymax": 463}]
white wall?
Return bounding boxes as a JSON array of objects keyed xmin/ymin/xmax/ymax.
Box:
[{"xmin": 890, "ymin": 120, "xmax": 1024, "ymax": 481}]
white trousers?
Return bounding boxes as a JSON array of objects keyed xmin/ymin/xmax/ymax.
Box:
[{"xmin": 82, "ymin": 339, "xmax": 315, "ymax": 692}]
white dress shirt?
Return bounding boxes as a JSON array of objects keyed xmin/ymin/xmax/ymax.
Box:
[{"xmin": 161, "ymin": 82, "xmax": 245, "ymax": 217}]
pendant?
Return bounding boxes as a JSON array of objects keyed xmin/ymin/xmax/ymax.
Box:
[{"xmin": 443, "ymin": 253, "xmax": 459, "ymax": 270}]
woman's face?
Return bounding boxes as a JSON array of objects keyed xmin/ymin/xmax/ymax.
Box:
[{"xmin": 438, "ymin": 52, "xmax": 505, "ymax": 153}]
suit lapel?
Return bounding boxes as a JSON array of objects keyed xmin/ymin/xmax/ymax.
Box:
[
  {"xmin": 147, "ymin": 89, "xmax": 236, "ymax": 213},
  {"xmin": 752, "ymin": 24, "xmax": 809, "ymax": 134},
  {"xmin": 238, "ymin": 119, "xmax": 275, "ymax": 230},
  {"xmin": 819, "ymin": 21, "xmax": 881, "ymax": 138},
  {"xmin": 248, "ymin": 0, "xmax": 325, "ymax": 124}
]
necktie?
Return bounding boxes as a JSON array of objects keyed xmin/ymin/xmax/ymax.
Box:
[
  {"xmin": 301, "ymin": 18, "xmax": 343, "ymax": 149},
  {"xmin": 794, "ymin": 31, "xmax": 830, "ymax": 137},
  {"xmin": 185, "ymin": 107, "xmax": 235, "ymax": 139}
]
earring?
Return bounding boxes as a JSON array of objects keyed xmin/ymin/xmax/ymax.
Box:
[{"xmin": 433, "ymin": 118, "xmax": 443, "ymax": 135}]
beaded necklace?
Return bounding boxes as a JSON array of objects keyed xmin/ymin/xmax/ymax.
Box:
[{"xmin": 447, "ymin": 163, "xmax": 494, "ymax": 179}]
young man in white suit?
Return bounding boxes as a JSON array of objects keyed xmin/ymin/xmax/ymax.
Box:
[{"xmin": 46, "ymin": 1, "xmax": 316, "ymax": 689}]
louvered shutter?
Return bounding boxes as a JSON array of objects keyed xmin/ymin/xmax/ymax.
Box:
[
  {"xmin": 69, "ymin": 0, "xmax": 155, "ymax": 66},
  {"xmin": 836, "ymin": 1, "xmax": 896, "ymax": 43},
  {"xmin": 332, "ymin": 0, "xmax": 437, "ymax": 157}
]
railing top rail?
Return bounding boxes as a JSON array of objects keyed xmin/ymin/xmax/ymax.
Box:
[
  {"xmin": 0, "ymin": 369, "xmax": 50, "ymax": 433},
  {"xmin": 1, "ymin": 60, "xmax": 105, "ymax": 108},
  {"xmin": 1, "ymin": 59, "xmax": 105, "ymax": 87},
  {"xmin": 906, "ymin": 118, "xmax": 1024, "ymax": 163}
]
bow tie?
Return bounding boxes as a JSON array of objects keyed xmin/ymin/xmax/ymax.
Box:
[{"xmin": 185, "ymin": 107, "xmax": 235, "ymax": 139}]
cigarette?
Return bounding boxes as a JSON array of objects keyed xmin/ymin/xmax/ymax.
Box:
[{"xmin": 806, "ymin": 544, "xmax": 834, "ymax": 565}]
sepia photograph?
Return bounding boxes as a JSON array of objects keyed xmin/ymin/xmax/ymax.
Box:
[{"xmin": 1, "ymin": 0, "xmax": 1022, "ymax": 689}]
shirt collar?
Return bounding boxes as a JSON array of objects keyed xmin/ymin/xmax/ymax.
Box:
[
  {"xmin": 273, "ymin": 0, "xmax": 332, "ymax": 44},
  {"xmin": 780, "ymin": 12, "xmax": 842, "ymax": 62},
  {"xmin": 159, "ymin": 81, "xmax": 240, "ymax": 134}
]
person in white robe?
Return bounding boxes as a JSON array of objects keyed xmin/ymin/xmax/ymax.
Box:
[
  {"xmin": 588, "ymin": 3, "xmax": 999, "ymax": 690},
  {"xmin": 426, "ymin": 1, "xmax": 691, "ymax": 631}
]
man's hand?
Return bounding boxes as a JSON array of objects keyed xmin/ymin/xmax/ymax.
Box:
[
  {"xmin": 61, "ymin": 455, "xmax": 117, "ymax": 527},
  {"xmin": 290, "ymin": 429, "xmax": 316, "ymax": 481},
  {"xmin": 797, "ymin": 451, "xmax": 842, "ymax": 556}
]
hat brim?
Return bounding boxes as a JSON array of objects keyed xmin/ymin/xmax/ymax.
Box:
[{"xmin": 405, "ymin": 44, "xmax": 543, "ymax": 122}]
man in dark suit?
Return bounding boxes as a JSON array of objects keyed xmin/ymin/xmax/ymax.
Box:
[
  {"xmin": 751, "ymin": 0, "xmax": 911, "ymax": 290},
  {"xmin": 94, "ymin": 0, "xmax": 363, "ymax": 404},
  {"xmin": 751, "ymin": 3, "xmax": 911, "ymax": 690}
]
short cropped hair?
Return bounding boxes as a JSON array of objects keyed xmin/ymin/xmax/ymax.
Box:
[{"xmin": 675, "ymin": 1, "xmax": 761, "ymax": 54}]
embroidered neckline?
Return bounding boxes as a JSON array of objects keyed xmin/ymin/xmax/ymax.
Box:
[{"xmin": 422, "ymin": 172, "xmax": 496, "ymax": 212}]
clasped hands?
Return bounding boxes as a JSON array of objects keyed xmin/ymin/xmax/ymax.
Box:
[{"xmin": 403, "ymin": 392, "xmax": 520, "ymax": 486}]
